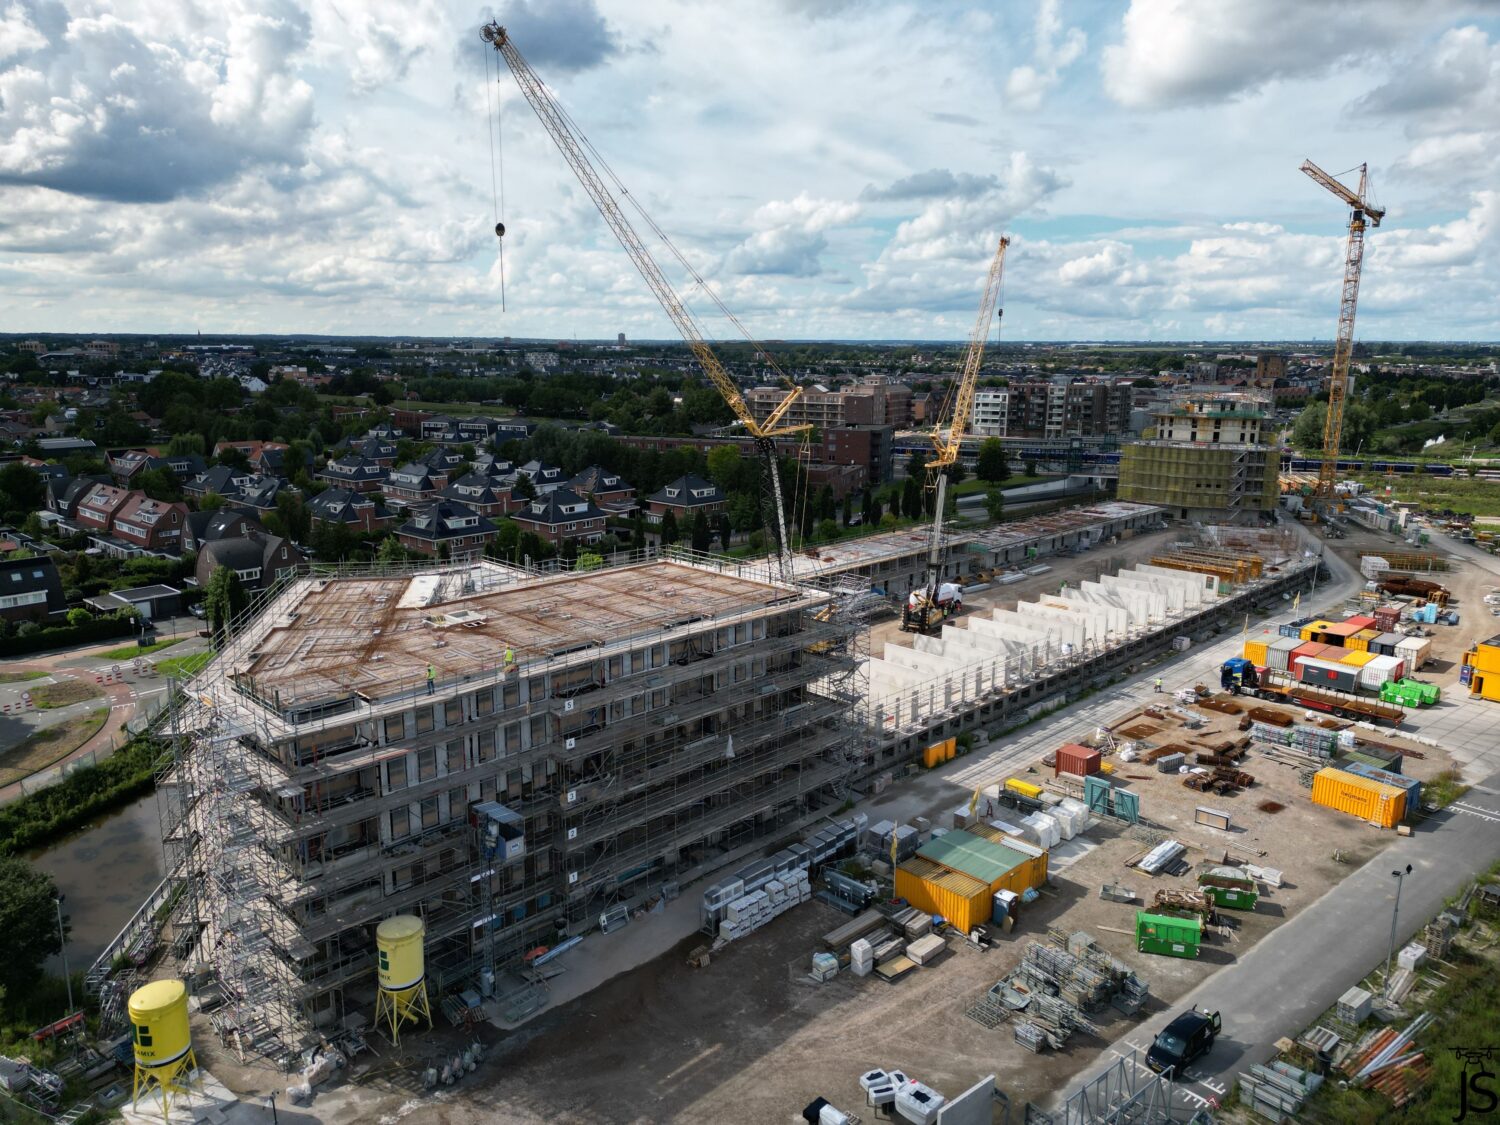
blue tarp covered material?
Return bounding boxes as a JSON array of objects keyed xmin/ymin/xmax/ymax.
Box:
[{"xmin": 1342, "ymin": 761, "xmax": 1422, "ymax": 809}]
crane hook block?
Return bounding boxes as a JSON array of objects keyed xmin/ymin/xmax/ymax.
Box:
[{"xmin": 495, "ymin": 222, "xmax": 506, "ymax": 239}]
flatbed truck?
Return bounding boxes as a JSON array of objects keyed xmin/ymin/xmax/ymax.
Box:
[{"xmin": 1226, "ymin": 665, "xmax": 1406, "ymax": 727}]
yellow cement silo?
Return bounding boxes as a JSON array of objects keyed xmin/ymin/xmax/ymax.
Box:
[
  {"xmin": 375, "ymin": 915, "xmax": 432, "ymax": 1045},
  {"xmin": 129, "ymin": 979, "xmax": 199, "ymax": 1120}
]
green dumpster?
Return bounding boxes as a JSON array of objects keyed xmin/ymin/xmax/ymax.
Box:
[
  {"xmin": 1136, "ymin": 911, "xmax": 1202, "ymax": 959},
  {"xmin": 1197, "ymin": 879, "xmax": 1259, "ymax": 911}
]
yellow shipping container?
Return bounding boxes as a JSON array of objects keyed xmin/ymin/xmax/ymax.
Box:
[
  {"xmin": 895, "ymin": 858, "xmax": 992, "ymax": 931},
  {"xmin": 1005, "ymin": 778, "xmax": 1042, "ymax": 799},
  {"xmin": 923, "ymin": 743, "xmax": 945, "ymax": 769},
  {"xmin": 1349, "ymin": 629, "xmax": 1380, "ymax": 653},
  {"xmin": 1310, "ymin": 767, "xmax": 1406, "ymax": 828},
  {"xmin": 1299, "ymin": 619, "xmax": 1336, "ymax": 641},
  {"xmin": 1340, "ymin": 651, "xmax": 1377, "ymax": 668},
  {"xmin": 968, "ymin": 825, "xmax": 1051, "ymax": 892},
  {"xmin": 943, "ymin": 737, "xmax": 957, "ymax": 762},
  {"xmin": 1243, "ymin": 640, "xmax": 1269, "ymax": 666}
]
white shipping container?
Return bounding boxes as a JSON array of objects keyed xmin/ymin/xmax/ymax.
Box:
[
  {"xmin": 1358, "ymin": 654, "xmax": 1404, "ymax": 690},
  {"xmin": 1394, "ymin": 635, "xmax": 1431, "ymax": 670}
]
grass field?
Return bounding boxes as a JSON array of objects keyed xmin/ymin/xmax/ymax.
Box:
[
  {"xmin": 1356, "ymin": 474, "xmax": 1500, "ymax": 518},
  {"xmin": 29, "ymin": 680, "xmax": 104, "ymax": 710},
  {"xmin": 153, "ymin": 652, "xmax": 213, "ymax": 680},
  {"xmin": 100, "ymin": 636, "xmax": 186, "ymax": 660},
  {"xmin": 0, "ymin": 708, "xmax": 109, "ymax": 787},
  {"xmin": 0, "ymin": 671, "xmax": 47, "ymax": 684}
]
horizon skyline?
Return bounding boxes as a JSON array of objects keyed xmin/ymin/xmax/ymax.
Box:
[{"xmin": 1, "ymin": 2, "xmax": 1497, "ymax": 342}]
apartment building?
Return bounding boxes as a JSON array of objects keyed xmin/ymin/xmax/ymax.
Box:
[{"xmin": 158, "ymin": 558, "xmax": 858, "ymax": 1058}]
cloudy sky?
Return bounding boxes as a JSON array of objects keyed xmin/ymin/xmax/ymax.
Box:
[{"xmin": 1, "ymin": 0, "xmax": 1497, "ymax": 342}]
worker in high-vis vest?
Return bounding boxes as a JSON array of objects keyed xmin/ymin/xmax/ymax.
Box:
[{"xmin": 427, "ymin": 664, "xmax": 436, "ymax": 695}]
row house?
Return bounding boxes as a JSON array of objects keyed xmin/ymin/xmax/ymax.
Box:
[
  {"xmin": 516, "ymin": 460, "xmax": 565, "ymax": 494},
  {"xmin": 307, "ymin": 488, "xmax": 394, "ymax": 533},
  {"xmin": 396, "ymin": 501, "xmax": 495, "ymax": 560},
  {"xmin": 384, "ymin": 463, "xmax": 447, "ymax": 505},
  {"xmin": 319, "ymin": 455, "xmax": 386, "ymax": 493},
  {"xmin": 566, "ymin": 465, "xmax": 636, "ymax": 516},
  {"xmin": 113, "ymin": 494, "xmax": 190, "ymax": 553},
  {"xmin": 440, "ymin": 472, "xmax": 518, "ymax": 518},
  {"xmin": 184, "ymin": 509, "xmax": 261, "ymax": 554},
  {"xmin": 646, "ymin": 474, "xmax": 726, "ymax": 525},
  {"xmin": 76, "ymin": 483, "xmax": 133, "ymax": 534},
  {"xmin": 184, "ymin": 464, "xmax": 257, "ymax": 501},
  {"xmin": 511, "ymin": 488, "xmax": 606, "ymax": 546}
]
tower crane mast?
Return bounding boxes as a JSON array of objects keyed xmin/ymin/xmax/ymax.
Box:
[
  {"xmin": 1301, "ymin": 159, "xmax": 1384, "ymax": 502},
  {"xmin": 481, "ymin": 22, "xmax": 807, "ymax": 578},
  {"xmin": 901, "ymin": 236, "xmax": 1009, "ymax": 633}
]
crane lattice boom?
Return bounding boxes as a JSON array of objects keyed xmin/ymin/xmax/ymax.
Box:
[
  {"xmin": 482, "ymin": 22, "xmax": 806, "ymax": 573},
  {"xmin": 930, "ymin": 237, "xmax": 1009, "ymax": 470},
  {"xmin": 1301, "ymin": 159, "xmax": 1383, "ymax": 501}
]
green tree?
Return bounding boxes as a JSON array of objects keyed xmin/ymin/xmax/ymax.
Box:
[
  {"xmin": 660, "ymin": 511, "xmax": 680, "ymax": 546},
  {"xmin": 716, "ymin": 511, "xmax": 732, "ymax": 550},
  {"xmin": 276, "ymin": 492, "xmax": 310, "ymax": 544},
  {"xmin": 137, "ymin": 467, "xmax": 183, "ymax": 503},
  {"xmin": 817, "ymin": 518, "xmax": 840, "ymax": 541},
  {"xmin": 705, "ymin": 445, "xmax": 743, "ymax": 490},
  {"xmin": 691, "ymin": 511, "xmax": 712, "ymax": 552},
  {"xmin": 945, "ymin": 460, "xmax": 967, "ymax": 486},
  {"xmin": 902, "ymin": 478, "xmax": 923, "ymax": 520},
  {"xmin": 0, "ymin": 858, "xmax": 64, "ymax": 1003},
  {"xmin": 376, "ymin": 536, "xmax": 407, "ymax": 563},
  {"xmin": 203, "ymin": 566, "xmax": 247, "ymax": 644},
  {"xmin": 513, "ymin": 473, "xmax": 538, "ymax": 501},
  {"xmin": 985, "ymin": 489, "xmax": 1006, "ymax": 523},
  {"xmin": 1024, "ymin": 460, "xmax": 1038, "ymax": 478},
  {"xmin": 197, "ymin": 491, "xmax": 226, "ymax": 512},
  {"xmin": 975, "ymin": 438, "xmax": 1010, "ymax": 483},
  {"xmin": 0, "ymin": 461, "xmax": 45, "ymax": 517},
  {"xmin": 165, "ymin": 432, "xmax": 205, "ymax": 457},
  {"xmin": 65, "ymin": 607, "xmax": 93, "ymax": 626},
  {"xmin": 576, "ymin": 551, "xmax": 604, "ymax": 571}
]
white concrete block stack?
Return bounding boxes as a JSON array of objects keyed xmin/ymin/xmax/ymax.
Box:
[
  {"xmin": 850, "ymin": 938, "xmax": 874, "ymax": 977},
  {"xmin": 716, "ymin": 867, "xmax": 811, "ymax": 943}
]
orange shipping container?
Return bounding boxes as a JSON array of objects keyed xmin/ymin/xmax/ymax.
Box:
[
  {"xmin": 1310, "ymin": 767, "xmax": 1406, "ymax": 828},
  {"xmin": 944, "ymin": 737, "xmax": 958, "ymax": 762},
  {"xmin": 894, "ymin": 859, "xmax": 992, "ymax": 931},
  {"xmin": 923, "ymin": 742, "xmax": 945, "ymax": 769}
]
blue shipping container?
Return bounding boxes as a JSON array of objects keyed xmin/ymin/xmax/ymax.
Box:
[{"xmin": 1342, "ymin": 761, "xmax": 1421, "ymax": 809}]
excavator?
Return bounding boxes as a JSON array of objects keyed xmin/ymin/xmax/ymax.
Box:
[
  {"xmin": 481, "ymin": 23, "xmax": 809, "ymax": 579},
  {"xmin": 901, "ymin": 237, "xmax": 1009, "ymax": 633}
]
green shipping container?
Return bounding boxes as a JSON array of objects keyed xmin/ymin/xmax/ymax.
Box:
[{"xmin": 1136, "ymin": 910, "xmax": 1202, "ymax": 958}]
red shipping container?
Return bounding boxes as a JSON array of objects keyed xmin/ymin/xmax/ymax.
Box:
[{"xmin": 1055, "ymin": 743, "xmax": 1102, "ymax": 778}]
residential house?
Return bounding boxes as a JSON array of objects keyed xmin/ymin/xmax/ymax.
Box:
[
  {"xmin": 47, "ymin": 475, "xmax": 103, "ymax": 520},
  {"xmin": 307, "ymin": 488, "xmax": 394, "ymax": 533},
  {"xmin": 184, "ymin": 509, "xmax": 261, "ymax": 553},
  {"xmin": 318, "ymin": 455, "xmax": 386, "ymax": 493},
  {"xmin": 646, "ymin": 474, "xmax": 726, "ymax": 525},
  {"xmin": 567, "ymin": 465, "xmax": 636, "ymax": 515},
  {"xmin": 440, "ymin": 472, "xmax": 517, "ymax": 518},
  {"xmin": 384, "ymin": 463, "xmax": 444, "ymax": 505},
  {"xmin": 76, "ymin": 483, "xmax": 133, "ymax": 534},
  {"xmin": 395, "ymin": 501, "xmax": 495, "ymax": 560},
  {"xmin": 0, "ymin": 555, "xmax": 65, "ymax": 623},
  {"xmin": 511, "ymin": 487, "xmax": 606, "ymax": 546},
  {"xmin": 231, "ymin": 476, "xmax": 293, "ymax": 519},
  {"xmin": 196, "ymin": 530, "xmax": 306, "ymax": 593},
  {"xmin": 515, "ymin": 460, "xmax": 566, "ymax": 494},
  {"xmin": 421, "ymin": 447, "xmax": 465, "ymax": 478},
  {"xmin": 184, "ymin": 464, "xmax": 256, "ymax": 503},
  {"xmin": 112, "ymin": 494, "xmax": 191, "ymax": 553}
]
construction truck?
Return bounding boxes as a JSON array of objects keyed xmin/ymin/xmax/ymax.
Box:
[
  {"xmin": 1225, "ymin": 663, "xmax": 1406, "ymax": 727},
  {"xmin": 901, "ymin": 582, "xmax": 963, "ymax": 633}
]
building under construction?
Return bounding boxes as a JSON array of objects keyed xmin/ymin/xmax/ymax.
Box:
[
  {"xmin": 153, "ymin": 555, "xmax": 864, "ymax": 1062},
  {"xmin": 1118, "ymin": 394, "xmax": 1279, "ymax": 522}
]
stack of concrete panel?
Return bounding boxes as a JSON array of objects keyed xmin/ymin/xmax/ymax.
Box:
[
  {"xmin": 903, "ymin": 913, "xmax": 932, "ymax": 940},
  {"xmin": 1058, "ymin": 796, "xmax": 1090, "ymax": 833},
  {"xmin": 906, "ymin": 934, "xmax": 946, "ymax": 965},
  {"xmin": 1021, "ymin": 811, "xmax": 1061, "ymax": 848}
]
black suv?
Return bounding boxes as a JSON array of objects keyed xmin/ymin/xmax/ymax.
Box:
[{"xmin": 1145, "ymin": 1008, "xmax": 1221, "ymax": 1079}]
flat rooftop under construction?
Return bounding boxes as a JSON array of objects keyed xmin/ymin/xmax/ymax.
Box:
[{"xmin": 238, "ymin": 561, "xmax": 803, "ymax": 711}]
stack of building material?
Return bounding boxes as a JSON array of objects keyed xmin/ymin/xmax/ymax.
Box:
[
  {"xmin": 1135, "ymin": 839, "xmax": 1185, "ymax": 875},
  {"xmin": 872, "ymin": 936, "xmax": 906, "ymax": 965},
  {"xmin": 893, "ymin": 1081, "xmax": 946, "ymax": 1125},
  {"xmin": 906, "ymin": 934, "xmax": 946, "ymax": 966},
  {"xmin": 1337, "ymin": 986, "xmax": 1373, "ymax": 1024},
  {"xmin": 717, "ymin": 867, "xmax": 812, "ymax": 943},
  {"xmin": 1198, "ymin": 865, "xmax": 1259, "ymax": 910},
  {"xmin": 1238, "ymin": 1060, "xmax": 1323, "ymax": 1120},
  {"xmin": 1013, "ymin": 1022, "xmax": 1047, "ymax": 1053},
  {"xmin": 903, "ymin": 912, "xmax": 932, "ymax": 940},
  {"xmin": 822, "ymin": 909, "xmax": 887, "ymax": 951},
  {"xmin": 850, "ymin": 939, "xmax": 874, "ymax": 978},
  {"xmin": 811, "ymin": 952, "xmax": 839, "ymax": 982},
  {"xmin": 1020, "ymin": 812, "xmax": 1061, "ymax": 848},
  {"xmin": 1343, "ymin": 1012, "xmax": 1434, "ymax": 1105},
  {"xmin": 1250, "ymin": 721, "xmax": 1339, "ymax": 758}
]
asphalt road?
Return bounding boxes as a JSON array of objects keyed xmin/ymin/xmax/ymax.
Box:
[{"xmin": 1047, "ymin": 769, "xmax": 1500, "ymax": 1114}]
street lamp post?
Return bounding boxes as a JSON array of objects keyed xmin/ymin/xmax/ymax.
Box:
[
  {"xmin": 55, "ymin": 895, "xmax": 73, "ymax": 1014},
  {"xmin": 1384, "ymin": 863, "xmax": 1413, "ymax": 996}
]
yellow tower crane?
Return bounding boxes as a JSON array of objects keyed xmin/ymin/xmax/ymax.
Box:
[
  {"xmin": 1300, "ymin": 159, "xmax": 1385, "ymax": 502},
  {"xmin": 901, "ymin": 236, "xmax": 1010, "ymax": 633},
  {"xmin": 481, "ymin": 23, "xmax": 809, "ymax": 579}
]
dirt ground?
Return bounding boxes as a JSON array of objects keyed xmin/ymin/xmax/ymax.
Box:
[{"xmin": 231, "ymin": 670, "xmax": 1447, "ymax": 1125}]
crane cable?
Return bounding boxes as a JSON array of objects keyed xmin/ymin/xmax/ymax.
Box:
[{"xmin": 483, "ymin": 43, "xmax": 507, "ymax": 312}]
